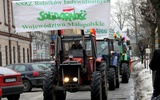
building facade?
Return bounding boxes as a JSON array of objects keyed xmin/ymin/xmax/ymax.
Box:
[
  {"xmin": 0, "ymin": 0, "xmax": 31, "ymax": 66},
  {"xmin": 0, "ymin": 0, "xmax": 83, "ymax": 66},
  {"xmin": 31, "ymin": 31, "xmax": 51, "ymax": 62}
]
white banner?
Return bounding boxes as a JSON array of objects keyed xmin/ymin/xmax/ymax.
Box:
[
  {"xmin": 84, "ymin": 28, "xmax": 109, "ymax": 39},
  {"xmin": 12, "ymin": 0, "xmax": 111, "ymax": 32}
]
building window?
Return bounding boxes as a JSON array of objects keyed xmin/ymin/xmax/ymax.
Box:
[
  {"xmin": 3, "ymin": 0, "xmax": 8, "ymax": 24},
  {"xmin": 23, "ymin": 48, "xmax": 25, "ymax": 63},
  {"xmin": 27, "ymin": 48, "xmax": 29, "ymax": 63},
  {"xmin": 17, "ymin": 45, "xmax": 20, "ymax": 63},
  {"xmin": 13, "ymin": 47, "xmax": 16, "ymax": 63},
  {"xmin": 5, "ymin": 46, "xmax": 8, "ymax": 65}
]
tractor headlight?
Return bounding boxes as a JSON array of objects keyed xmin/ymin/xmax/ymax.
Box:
[
  {"xmin": 73, "ymin": 77, "xmax": 78, "ymax": 82},
  {"xmin": 64, "ymin": 77, "xmax": 69, "ymax": 83},
  {"xmin": 89, "ymin": 57, "xmax": 93, "ymax": 60},
  {"xmin": 111, "ymin": 51, "xmax": 114, "ymax": 54}
]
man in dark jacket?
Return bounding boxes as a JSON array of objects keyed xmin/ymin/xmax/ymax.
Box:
[
  {"xmin": 71, "ymin": 40, "xmax": 83, "ymax": 50},
  {"xmin": 149, "ymin": 49, "xmax": 160, "ymax": 100}
]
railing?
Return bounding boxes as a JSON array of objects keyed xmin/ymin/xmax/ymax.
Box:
[{"xmin": 31, "ymin": 59, "xmax": 51, "ymax": 63}]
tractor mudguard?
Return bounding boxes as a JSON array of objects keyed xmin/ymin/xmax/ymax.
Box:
[{"xmin": 96, "ymin": 57, "xmax": 102, "ymax": 63}]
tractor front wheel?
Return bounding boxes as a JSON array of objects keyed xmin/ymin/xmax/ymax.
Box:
[
  {"xmin": 91, "ymin": 72, "xmax": 102, "ymax": 100},
  {"xmin": 96, "ymin": 62, "xmax": 108, "ymax": 100},
  {"xmin": 108, "ymin": 67, "xmax": 116, "ymax": 90},
  {"xmin": 121, "ymin": 63, "xmax": 130, "ymax": 83},
  {"xmin": 43, "ymin": 68, "xmax": 66, "ymax": 100},
  {"xmin": 116, "ymin": 67, "xmax": 120, "ymax": 88}
]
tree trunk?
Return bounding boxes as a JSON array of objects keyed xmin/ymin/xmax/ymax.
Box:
[
  {"xmin": 150, "ymin": 24, "xmax": 156, "ymax": 86},
  {"xmin": 158, "ymin": 21, "xmax": 160, "ymax": 48},
  {"xmin": 151, "ymin": 28, "xmax": 156, "ymax": 52}
]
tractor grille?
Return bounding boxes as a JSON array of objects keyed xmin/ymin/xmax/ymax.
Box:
[{"xmin": 61, "ymin": 64, "xmax": 81, "ymax": 84}]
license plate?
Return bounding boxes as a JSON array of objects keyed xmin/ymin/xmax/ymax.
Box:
[
  {"xmin": 5, "ymin": 78, "xmax": 16, "ymax": 83},
  {"xmin": 43, "ymin": 73, "xmax": 46, "ymax": 76}
]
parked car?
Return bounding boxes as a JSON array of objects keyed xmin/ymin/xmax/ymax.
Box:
[
  {"xmin": 4, "ymin": 63, "xmax": 51, "ymax": 92},
  {"xmin": 0, "ymin": 87, "xmax": 2, "ymax": 100},
  {"xmin": 34, "ymin": 61, "xmax": 55, "ymax": 69},
  {"xmin": 0, "ymin": 67, "xmax": 23, "ymax": 100}
]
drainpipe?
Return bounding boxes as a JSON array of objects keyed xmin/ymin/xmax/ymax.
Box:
[
  {"xmin": 30, "ymin": 32, "xmax": 32, "ymax": 63},
  {"xmin": 7, "ymin": 0, "xmax": 12, "ymax": 64}
]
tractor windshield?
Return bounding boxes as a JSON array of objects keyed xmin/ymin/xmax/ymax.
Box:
[
  {"xmin": 114, "ymin": 41, "xmax": 120, "ymax": 53},
  {"xmin": 96, "ymin": 41, "xmax": 109, "ymax": 56},
  {"xmin": 61, "ymin": 38, "xmax": 93, "ymax": 58},
  {"xmin": 62, "ymin": 39, "xmax": 83, "ymax": 58}
]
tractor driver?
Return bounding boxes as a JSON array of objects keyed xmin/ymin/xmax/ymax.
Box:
[{"xmin": 71, "ymin": 40, "xmax": 83, "ymax": 50}]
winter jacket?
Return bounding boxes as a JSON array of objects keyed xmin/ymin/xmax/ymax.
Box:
[
  {"xmin": 71, "ymin": 44, "xmax": 83, "ymax": 50},
  {"xmin": 150, "ymin": 49, "xmax": 160, "ymax": 97},
  {"xmin": 149, "ymin": 49, "xmax": 160, "ymax": 71}
]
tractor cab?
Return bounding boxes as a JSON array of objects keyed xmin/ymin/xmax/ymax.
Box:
[{"xmin": 60, "ymin": 36, "xmax": 94, "ymax": 63}]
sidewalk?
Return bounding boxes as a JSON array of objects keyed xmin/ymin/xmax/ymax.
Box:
[{"xmin": 132, "ymin": 61, "xmax": 153, "ymax": 100}]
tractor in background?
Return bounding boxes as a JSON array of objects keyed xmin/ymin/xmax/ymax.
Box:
[
  {"xmin": 43, "ymin": 30, "xmax": 108, "ymax": 100},
  {"xmin": 96, "ymin": 38, "xmax": 120, "ymax": 90},
  {"xmin": 89, "ymin": 29, "xmax": 120, "ymax": 90},
  {"xmin": 114, "ymin": 34, "xmax": 132, "ymax": 83}
]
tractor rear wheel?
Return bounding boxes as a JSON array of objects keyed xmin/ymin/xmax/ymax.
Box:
[
  {"xmin": 96, "ymin": 62, "xmax": 108, "ymax": 100},
  {"xmin": 91, "ymin": 72, "xmax": 102, "ymax": 100},
  {"xmin": 108, "ymin": 67, "xmax": 116, "ymax": 90},
  {"xmin": 121, "ymin": 63, "xmax": 130, "ymax": 83},
  {"xmin": 43, "ymin": 68, "xmax": 66, "ymax": 100},
  {"xmin": 116, "ymin": 67, "xmax": 120, "ymax": 88}
]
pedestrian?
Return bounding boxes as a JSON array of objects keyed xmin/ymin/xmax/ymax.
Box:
[{"xmin": 149, "ymin": 49, "xmax": 160, "ymax": 100}]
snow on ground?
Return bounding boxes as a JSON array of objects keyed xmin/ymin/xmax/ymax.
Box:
[{"xmin": 133, "ymin": 61, "xmax": 153, "ymax": 100}]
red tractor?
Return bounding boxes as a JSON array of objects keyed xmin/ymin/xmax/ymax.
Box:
[{"xmin": 43, "ymin": 30, "xmax": 108, "ymax": 100}]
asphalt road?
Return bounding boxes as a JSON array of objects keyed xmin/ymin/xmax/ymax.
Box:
[{"xmin": 2, "ymin": 62, "xmax": 137, "ymax": 100}]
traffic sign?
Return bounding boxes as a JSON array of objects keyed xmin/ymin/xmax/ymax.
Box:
[{"xmin": 51, "ymin": 35, "xmax": 56, "ymax": 40}]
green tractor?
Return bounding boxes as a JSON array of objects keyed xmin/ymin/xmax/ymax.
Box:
[{"xmin": 114, "ymin": 37, "xmax": 132, "ymax": 83}]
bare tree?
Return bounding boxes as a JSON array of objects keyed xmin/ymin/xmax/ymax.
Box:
[
  {"xmin": 111, "ymin": 0, "xmax": 153, "ymax": 55},
  {"xmin": 127, "ymin": 0, "xmax": 152, "ymax": 43},
  {"xmin": 111, "ymin": 0, "xmax": 148, "ymax": 42},
  {"xmin": 149, "ymin": 0, "xmax": 160, "ymax": 48},
  {"xmin": 140, "ymin": 0, "xmax": 157, "ymax": 51},
  {"xmin": 111, "ymin": 1, "xmax": 130, "ymax": 30}
]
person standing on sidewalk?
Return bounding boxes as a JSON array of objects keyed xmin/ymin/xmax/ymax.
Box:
[{"xmin": 149, "ymin": 49, "xmax": 160, "ymax": 100}]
